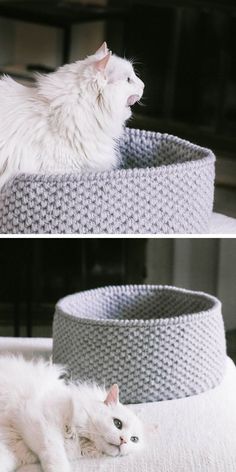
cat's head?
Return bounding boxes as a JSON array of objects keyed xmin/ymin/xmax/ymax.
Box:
[
  {"xmin": 75, "ymin": 383, "xmax": 144, "ymax": 457},
  {"xmin": 85, "ymin": 42, "xmax": 145, "ymax": 121},
  {"xmin": 38, "ymin": 42, "xmax": 144, "ymax": 126}
]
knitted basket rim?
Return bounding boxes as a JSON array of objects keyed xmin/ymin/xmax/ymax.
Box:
[
  {"xmin": 56, "ymin": 284, "xmax": 221, "ymax": 327},
  {"xmin": 3, "ymin": 131, "xmax": 215, "ymax": 187}
]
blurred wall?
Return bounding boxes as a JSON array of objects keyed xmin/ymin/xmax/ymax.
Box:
[
  {"xmin": 70, "ymin": 22, "xmax": 105, "ymax": 61},
  {"xmin": 0, "ymin": 18, "xmax": 15, "ymax": 64},
  {"xmin": 0, "ymin": 19, "xmax": 105, "ymax": 67},
  {"xmin": 14, "ymin": 22, "xmax": 63, "ymax": 68},
  {"xmin": 146, "ymin": 239, "xmax": 236, "ymax": 331}
]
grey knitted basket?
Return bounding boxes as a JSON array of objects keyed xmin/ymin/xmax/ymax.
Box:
[
  {"xmin": 0, "ymin": 128, "xmax": 215, "ymax": 234},
  {"xmin": 53, "ymin": 285, "xmax": 226, "ymax": 404}
]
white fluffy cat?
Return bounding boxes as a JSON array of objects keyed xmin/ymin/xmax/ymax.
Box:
[
  {"xmin": 0, "ymin": 356, "xmax": 143, "ymax": 472},
  {"xmin": 0, "ymin": 42, "xmax": 144, "ymax": 189}
]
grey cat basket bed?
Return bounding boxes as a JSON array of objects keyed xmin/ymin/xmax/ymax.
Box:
[
  {"xmin": 53, "ymin": 285, "xmax": 226, "ymax": 404},
  {"xmin": 0, "ymin": 128, "xmax": 215, "ymax": 234}
]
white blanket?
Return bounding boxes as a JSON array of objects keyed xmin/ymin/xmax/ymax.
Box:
[
  {"xmin": 0, "ymin": 337, "xmax": 52, "ymax": 360},
  {"xmin": 210, "ymin": 212, "xmax": 236, "ymax": 234},
  {"xmin": 0, "ymin": 337, "xmax": 236, "ymax": 472}
]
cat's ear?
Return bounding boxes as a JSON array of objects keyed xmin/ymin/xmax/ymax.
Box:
[
  {"xmin": 95, "ymin": 52, "xmax": 111, "ymax": 72},
  {"xmin": 104, "ymin": 384, "xmax": 119, "ymax": 405},
  {"xmin": 95, "ymin": 41, "xmax": 108, "ymax": 56}
]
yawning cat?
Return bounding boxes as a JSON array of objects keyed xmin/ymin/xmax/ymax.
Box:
[{"xmin": 0, "ymin": 42, "xmax": 144, "ymax": 189}]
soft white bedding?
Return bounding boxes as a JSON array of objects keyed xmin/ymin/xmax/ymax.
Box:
[
  {"xmin": 0, "ymin": 336, "xmax": 52, "ymax": 360},
  {"xmin": 210, "ymin": 212, "xmax": 236, "ymax": 234},
  {"xmin": 1, "ymin": 337, "xmax": 236, "ymax": 472}
]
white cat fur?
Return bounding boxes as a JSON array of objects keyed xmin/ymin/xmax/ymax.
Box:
[
  {"xmin": 0, "ymin": 42, "xmax": 144, "ymax": 188},
  {"xmin": 0, "ymin": 356, "xmax": 144, "ymax": 472}
]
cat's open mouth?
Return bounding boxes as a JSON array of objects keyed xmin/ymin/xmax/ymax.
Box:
[{"xmin": 127, "ymin": 94, "xmax": 140, "ymax": 107}]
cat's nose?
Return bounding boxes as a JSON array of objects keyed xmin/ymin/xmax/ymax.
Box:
[{"xmin": 120, "ymin": 436, "xmax": 127, "ymax": 445}]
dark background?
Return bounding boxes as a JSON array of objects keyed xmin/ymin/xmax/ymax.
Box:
[
  {"xmin": 109, "ymin": 0, "xmax": 236, "ymax": 149},
  {"xmin": 0, "ymin": 239, "xmax": 146, "ymax": 337}
]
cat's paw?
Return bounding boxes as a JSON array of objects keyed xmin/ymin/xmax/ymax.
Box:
[
  {"xmin": 64, "ymin": 424, "xmax": 77, "ymax": 441},
  {"xmin": 10, "ymin": 439, "xmax": 38, "ymax": 467},
  {"xmin": 20, "ymin": 450, "xmax": 38, "ymax": 465},
  {"xmin": 80, "ymin": 437, "xmax": 101, "ymax": 458}
]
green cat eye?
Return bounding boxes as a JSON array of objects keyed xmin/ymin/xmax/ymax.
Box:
[
  {"xmin": 113, "ymin": 418, "xmax": 122, "ymax": 430},
  {"xmin": 130, "ymin": 436, "xmax": 139, "ymax": 443}
]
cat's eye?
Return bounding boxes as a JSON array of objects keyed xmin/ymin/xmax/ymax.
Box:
[
  {"xmin": 127, "ymin": 77, "xmax": 131, "ymax": 83},
  {"xmin": 113, "ymin": 418, "xmax": 122, "ymax": 430},
  {"xmin": 130, "ymin": 436, "xmax": 139, "ymax": 443}
]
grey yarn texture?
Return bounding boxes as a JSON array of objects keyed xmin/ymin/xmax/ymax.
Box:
[
  {"xmin": 53, "ymin": 285, "xmax": 226, "ymax": 404},
  {"xmin": 0, "ymin": 128, "xmax": 215, "ymax": 234}
]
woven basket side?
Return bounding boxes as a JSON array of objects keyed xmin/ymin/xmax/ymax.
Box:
[
  {"xmin": 53, "ymin": 286, "xmax": 226, "ymax": 403},
  {"xmin": 53, "ymin": 307, "xmax": 226, "ymax": 403},
  {"xmin": 0, "ymin": 129, "xmax": 215, "ymax": 234},
  {"xmin": 0, "ymin": 161, "xmax": 214, "ymax": 234}
]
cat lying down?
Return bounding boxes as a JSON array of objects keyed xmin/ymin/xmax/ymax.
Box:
[
  {"xmin": 0, "ymin": 356, "xmax": 144, "ymax": 472},
  {"xmin": 0, "ymin": 42, "xmax": 144, "ymax": 189}
]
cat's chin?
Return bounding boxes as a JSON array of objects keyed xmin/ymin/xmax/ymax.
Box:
[
  {"xmin": 105, "ymin": 442, "xmax": 130, "ymax": 457},
  {"xmin": 103, "ymin": 443, "xmax": 120, "ymax": 457},
  {"xmin": 124, "ymin": 106, "xmax": 132, "ymax": 120}
]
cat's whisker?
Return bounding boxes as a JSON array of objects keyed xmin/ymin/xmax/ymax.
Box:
[
  {"xmin": 129, "ymin": 57, "xmax": 143, "ymax": 67},
  {"xmin": 137, "ymin": 100, "xmax": 147, "ymax": 108}
]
